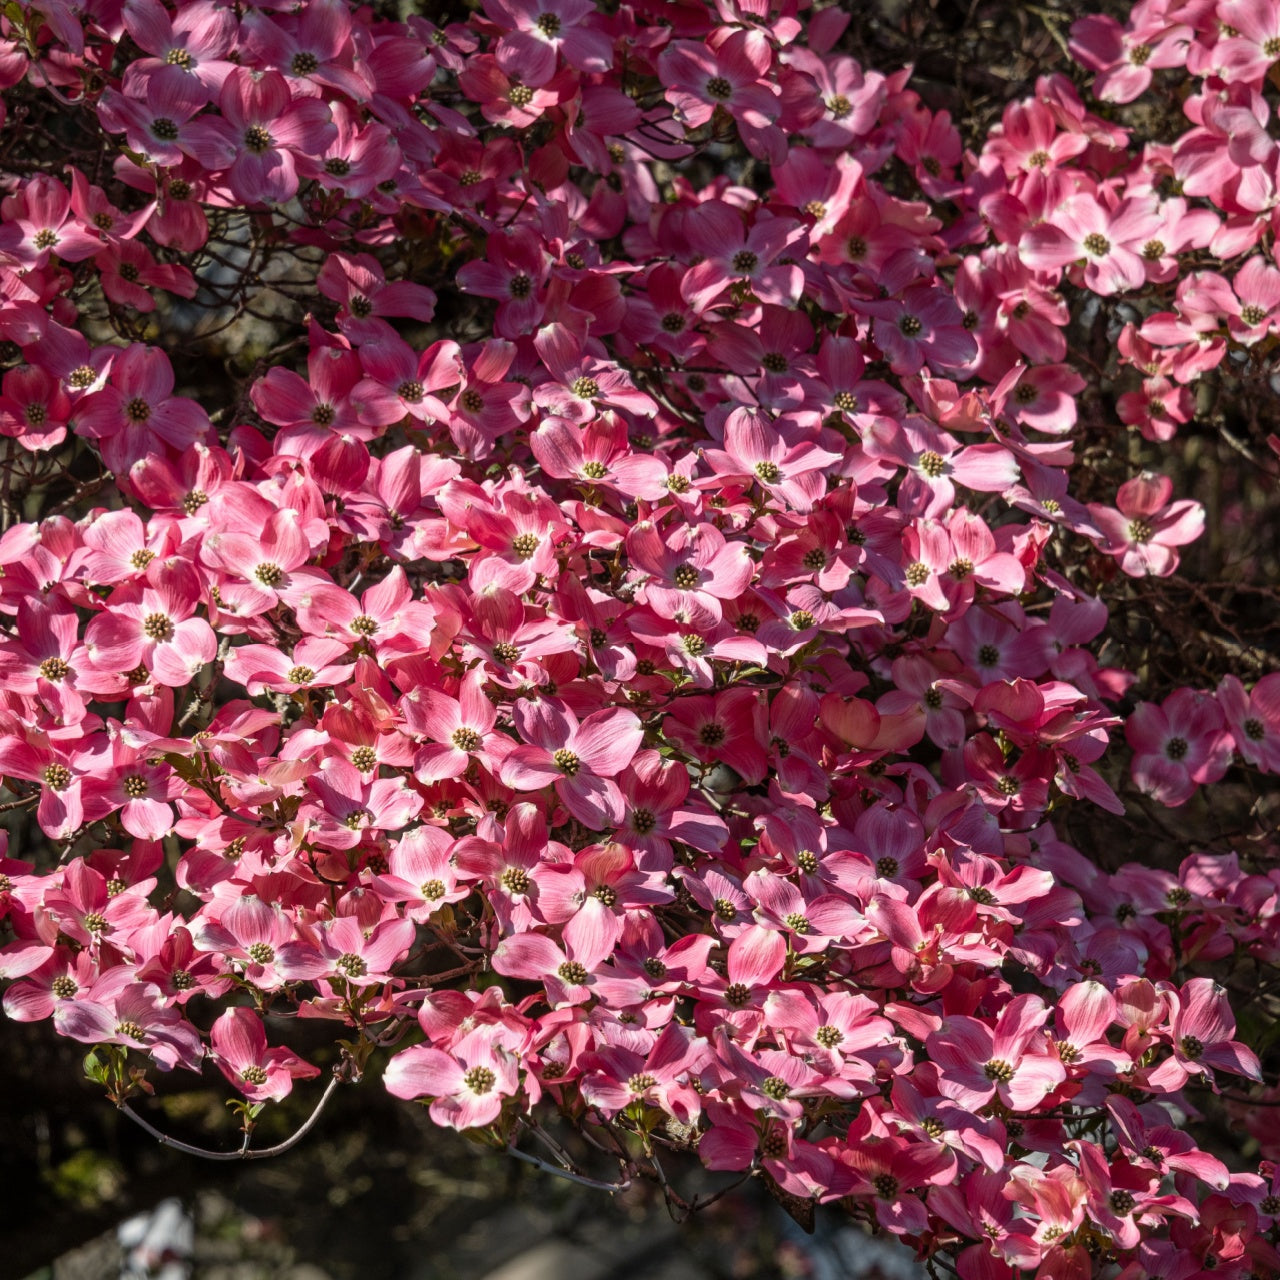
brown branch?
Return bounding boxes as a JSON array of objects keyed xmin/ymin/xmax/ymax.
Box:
[{"xmin": 118, "ymin": 1071, "xmax": 344, "ymax": 1162}]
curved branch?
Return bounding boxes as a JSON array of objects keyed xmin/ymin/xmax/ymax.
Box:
[{"xmin": 118, "ymin": 1073, "xmax": 343, "ymax": 1162}]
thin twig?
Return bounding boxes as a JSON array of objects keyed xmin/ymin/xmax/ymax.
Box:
[
  {"xmin": 687, "ymin": 1171, "xmax": 755, "ymax": 1213},
  {"xmin": 505, "ymin": 1140, "xmax": 632, "ymax": 1192},
  {"xmin": 523, "ymin": 1117, "xmax": 576, "ymax": 1170},
  {"xmin": 119, "ymin": 1073, "xmax": 342, "ymax": 1161},
  {"xmin": 506, "ymin": 1120, "xmax": 631, "ymax": 1192}
]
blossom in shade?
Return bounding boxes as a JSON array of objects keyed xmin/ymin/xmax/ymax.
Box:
[{"xmin": 1088, "ymin": 472, "xmax": 1205, "ymax": 578}]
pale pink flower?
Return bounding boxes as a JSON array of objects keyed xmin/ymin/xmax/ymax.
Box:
[
  {"xmin": 373, "ymin": 827, "xmax": 473, "ymax": 921},
  {"xmin": 223, "ymin": 637, "xmax": 355, "ymax": 695},
  {"xmin": 1088, "ymin": 471, "xmax": 1205, "ymax": 578},
  {"xmin": 500, "ymin": 702, "xmax": 642, "ymax": 828},
  {"xmin": 210, "ymin": 1007, "xmax": 320, "ymax": 1102},
  {"xmin": 1215, "ymin": 0, "xmax": 1280, "ymax": 85},
  {"xmin": 1021, "ymin": 193, "xmax": 1164, "ymax": 294},
  {"xmin": 384, "ymin": 1026, "xmax": 521, "ymax": 1130},
  {"xmin": 1146, "ymin": 978, "xmax": 1262, "ymax": 1092},
  {"xmin": 927, "ymin": 995, "xmax": 1067, "ymax": 1111}
]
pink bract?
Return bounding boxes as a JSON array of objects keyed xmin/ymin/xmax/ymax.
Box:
[{"xmin": 0, "ymin": 0, "xmax": 1274, "ymax": 1268}]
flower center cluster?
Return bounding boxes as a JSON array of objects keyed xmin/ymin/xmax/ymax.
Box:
[
  {"xmin": 464, "ymin": 1065, "xmax": 496, "ymax": 1093},
  {"xmin": 143, "ymin": 611, "xmax": 173, "ymax": 641},
  {"xmin": 244, "ymin": 125, "xmax": 273, "ymax": 153},
  {"xmin": 44, "ymin": 763, "xmax": 72, "ymax": 790}
]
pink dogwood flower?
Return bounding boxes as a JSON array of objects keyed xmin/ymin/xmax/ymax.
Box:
[
  {"xmin": 1069, "ymin": 13, "xmax": 1191, "ymax": 103},
  {"xmin": 75, "ymin": 343, "xmax": 211, "ymax": 470},
  {"xmin": 1021, "ymin": 193, "xmax": 1164, "ymax": 294},
  {"xmin": 1088, "ymin": 472, "xmax": 1205, "ymax": 578},
  {"xmin": 83, "ymin": 561, "xmax": 216, "ymax": 687},
  {"xmin": 186, "ymin": 68, "xmax": 336, "ymax": 204},
  {"xmin": 580, "ymin": 1022, "xmax": 710, "ymax": 1124},
  {"xmin": 299, "ymin": 758, "xmax": 423, "ymax": 851},
  {"xmin": 705, "ymin": 406, "xmax": 841, "ymax": 514},
  {"xmin": 483, "ymin": 0, "xmax": 613, "ymax": 85},
  {"xmin": 210, "ymin": 1007, "xmax": 320, "ymax": 1102},
  {"xmin": 317, "ymin": 253, "xmax": 437, "ymax": 342},
  {"xmin": 0, "ymin": 175, "xmax": 102, "ymax": 268},
  {"xmin": 0, "ymin": 365, "xmax": 72, "ymax": 452},
  {"xmin": 277, "ymin": 914, "xmax": 417, "ymax": 987},
  {"xmin": 191, "ymin": 897, "xmax": 303, "ymax": 992},
  {"xmin": 404, "ymin": 670, "xmax": 511, "ymax": 782},
  {"xmin": 373, "ymin": 826, "xmax": 473, "ymax": 921},
  {"xmin": 239, "ymin": 0, "xmax": 373, "ymax": 102},
  {"xmin": 351, "ymin": 336, "xmax": 464, "ymax": 429},
  {"xmin": 384, "ymin": 1026, "xmax": 521, "ymax": 1130},
  {"xmin": 1126, "ymin": 688, "xmax": 1230, "ymax": 807},
  {"xmin": 659, "ymin": 31, "xmax": 784, "ymax": 163},
  {"xmin": 832, "ymin": 1117, "xmax": 956, "ymax": 1236},
  {"xmin": 531, "ymin": 324, "xmax": 657, "ymax": 422},
  {"xmin": 492, "ymin": 928, "xmax": 609, "ymax": 1008},
  {"xmin": 927, "ymin": 994, "xmax": 1067, "ymax": 1112},
  {"xmin": 860, "ymin": 284, "xmax": 979, "ymax": 375},
  {"xmin": 120, "ymin": 0, "xmax": 239, "ymax": 97},
  {"xmin": 500, "ymin": 702, "xmax": 642, "ymax": 827},
  {"xmin": 200, "ymin": 508, "xmax": 325, "ymax": 616},
  {"xmin": 1217, "ymin": 673, "xmax": 1280, "ymax": 772},
  {"xmin": 55, "ymin": 980, "xmax": 204, "ymax": 1072},
  {"xmin": 455, "ymin": 228, "xmax": 549, "ymax": 338}
]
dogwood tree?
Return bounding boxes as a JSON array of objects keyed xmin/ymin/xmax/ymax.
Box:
[{"xmin": 0, "ymin": 0, "xmax": 1278, "ymax": 1274}]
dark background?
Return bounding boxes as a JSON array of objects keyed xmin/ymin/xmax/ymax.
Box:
[{"xmin": 2, "ymin": 1020, "xmax": 814, "ymax": 1279}]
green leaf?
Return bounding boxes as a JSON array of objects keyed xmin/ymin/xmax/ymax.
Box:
[{"xmin": 83, "ymin": 1048, "xmax": 110, "ymax": 1086}]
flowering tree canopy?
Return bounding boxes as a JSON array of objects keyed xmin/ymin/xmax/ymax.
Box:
[{"xmin": 1, "ymin": 0, "xmax": 1280, "ymax": 1273}]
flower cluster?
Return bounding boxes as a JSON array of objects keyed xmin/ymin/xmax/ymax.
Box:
[{"xmin": 0, "ymin": 0, "xmax": 1278, "ymax": 1273}]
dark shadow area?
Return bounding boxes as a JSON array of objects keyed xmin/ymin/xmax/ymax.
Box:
[{"xmin": 4, "ymin": 1021, "xmax": 816, "ymax": 1280}]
